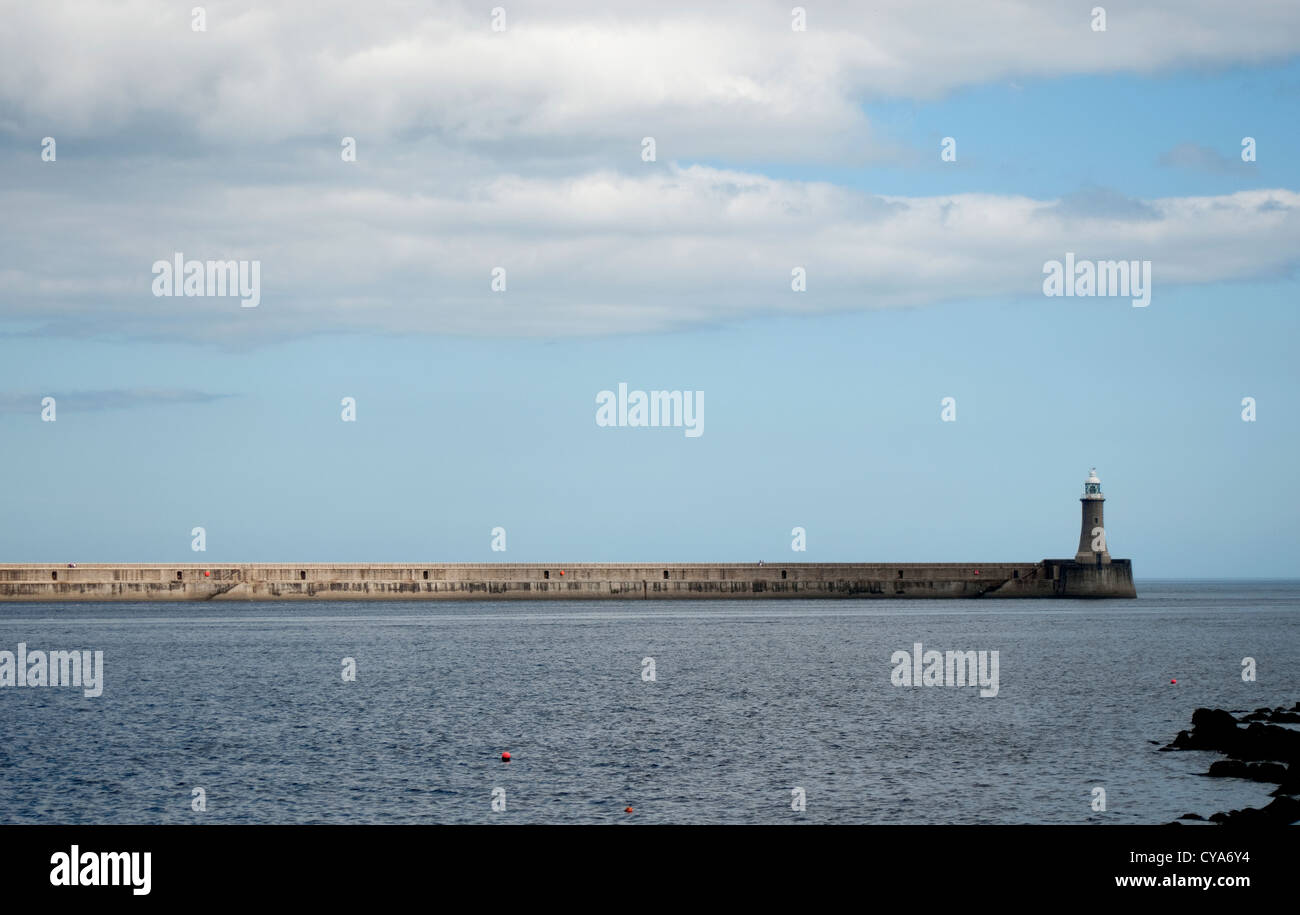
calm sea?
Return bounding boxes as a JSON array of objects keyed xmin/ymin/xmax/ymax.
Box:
[{"xmin": 1, "ymin": 581, "xmax": 1297, "ymax": 824}]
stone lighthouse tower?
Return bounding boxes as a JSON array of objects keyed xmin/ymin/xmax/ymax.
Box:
[{"xmin": 1074, "ymin": 468, "xmax": 1111, "ymax": 564}]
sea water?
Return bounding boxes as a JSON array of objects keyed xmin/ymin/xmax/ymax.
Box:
[{"xmin": 1, "ymin": 581, "xmax": 1296, "ymax": 824}]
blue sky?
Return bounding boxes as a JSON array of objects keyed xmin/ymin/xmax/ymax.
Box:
[{"xmin": 1, "ymin": 3, "xmax": 1298, "ymax": 576}]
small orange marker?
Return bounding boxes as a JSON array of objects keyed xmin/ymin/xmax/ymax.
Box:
[
  {"xmin": 501, "ymin": 752, "xmax": 511, "ymax": 762},
  {"xmin": 560, "ymin": 570, "xmax": 565, "ymax": 576},
  {"xmin": 624, "ymin": 807, "xmax": 633, "ymax": 814}
]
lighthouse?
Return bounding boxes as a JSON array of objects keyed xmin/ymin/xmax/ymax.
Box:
[{"xmin": 1074, "ymin": 468, "xmax": 1111, "ymax": 564}]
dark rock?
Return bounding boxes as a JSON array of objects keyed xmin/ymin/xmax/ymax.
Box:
[
  {"xmin": 1209, "ymin": 795, "xmax": 1300, "ymax": 826},
  {"xmin": 1178, "ymin": 813, "xmax": 1205, "ymax": 820},
  {"xmin": 1163, "ymin": 706, "xmax": 1300, "ymax": 763},
  {"xmin": 1270, "ymin": 762, "xmax": 1300, "ymax": 796},
  {"xmin": 1242, "ymin": 705, "xmax": 1300, "ymax": 724},
  {"xmin": 1161, "ymin": 708, "xmax": 1237, "ymax": 751},
  {"xmin": 1167, "ymin": 703, "xmax": 1300, "ymax": 824},
  {"xmin": 1238, "ymin": 722, "xmax": 1300, "ymax": 762},
  {"xmin": 1192, "ymin": 707, "xmax": 1240, "ymax": 740},
  {"xmin": 1206, "ymin": 760, "xmax": 1287, "ymax": 783}
]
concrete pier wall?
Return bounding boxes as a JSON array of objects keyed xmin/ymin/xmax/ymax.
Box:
[{"xmin": 0, "ymin": 560, "xmax": 1136, "ymax": 601}]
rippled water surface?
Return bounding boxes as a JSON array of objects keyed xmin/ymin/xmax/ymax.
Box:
[{"xmin": 1, "ymin": 582, "xmax": 1297, "ymax": 823}]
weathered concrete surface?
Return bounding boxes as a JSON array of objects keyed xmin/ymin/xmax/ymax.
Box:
[{"xmin": 0, "ymin": 560, "xmax": 1136, "ymax": 601}]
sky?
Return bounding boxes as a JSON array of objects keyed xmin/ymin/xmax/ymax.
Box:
[{"xmin": 1, "ymin": 1, "xmax": 1297, "ymax": 577}]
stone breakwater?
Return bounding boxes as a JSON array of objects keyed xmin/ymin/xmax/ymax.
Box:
[{"xmin": 0, "ymin": 560, "xmax": 1135, "ymax": 601}]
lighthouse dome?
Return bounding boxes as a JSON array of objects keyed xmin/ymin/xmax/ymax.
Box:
[{"xmin": 1086, "ymin": 468, "xmax": 1100, "ymax": 484}]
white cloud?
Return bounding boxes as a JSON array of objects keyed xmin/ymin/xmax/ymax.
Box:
[
  {"xmin": 2, "ymin": 1, "xmax": 1298, "ymax": 162},
  {"xmin": 2, "ymin": 166, "xmax": 1295, "ymax": 340},
  {"xmin": 2, "ymin": 2, "xmax": 1296, "ymax": 342}
]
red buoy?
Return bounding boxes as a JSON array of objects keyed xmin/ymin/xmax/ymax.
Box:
[
  {"xmin": 501, "ymin": 752, "xmax": 511, "ymax": 762},
  {"xmin": 204, "ymin": 570, "xmax": 210, "ymax": 577},
  {"xmin": 1170, "ymin": 679, "xmax": 1177, "ymax": 685},
  {"xmin": 560, "ymin": 570, "xmax": 565, "ymax": 576},
  {"xmin": 624, "ymin": 806, "xmax": 633, "ymax": 813}
]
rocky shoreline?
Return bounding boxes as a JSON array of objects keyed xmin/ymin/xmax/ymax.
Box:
[{"xmin": 1161, "ymin": 703, "xmax": 1300, "ymax": 825}]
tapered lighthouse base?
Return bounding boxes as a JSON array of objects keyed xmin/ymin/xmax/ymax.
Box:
[
  {"xmin": 986, "ymin": 559, "xmax": 1136, "ymax": 598},
  {"xmin": 1051, "ymin": 558, "xmax": 1134, "ymax": 597}
]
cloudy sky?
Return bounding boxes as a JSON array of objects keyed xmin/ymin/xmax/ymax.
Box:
[{"xmin": 1, "ymin": 1, "xmax": 1297, "ymax": 575}]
